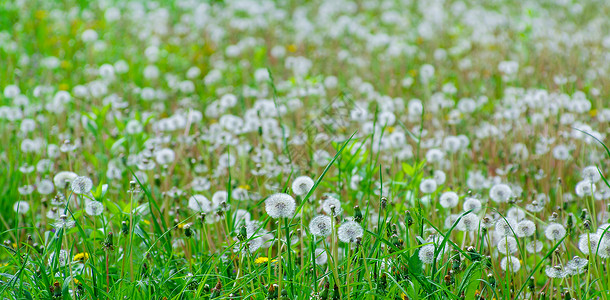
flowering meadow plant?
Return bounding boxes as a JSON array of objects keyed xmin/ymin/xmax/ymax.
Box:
[{"xmin": 2, "ymin": 0, "xmax": 610, "ymax": 299}]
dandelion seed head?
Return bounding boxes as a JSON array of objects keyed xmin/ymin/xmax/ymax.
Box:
[
  {"xmin": 526, "ymin": 240, "xmax": 543, "ymax": 253},
  {"xmin": 489, "ymin": 184, "xmax": 512, "ymax": 203},
  {"xmin": 494, "ymin": 218, "xmax": 517, "ymax": 237},
  {"xmin": 48, "ymin": 250, "xmax": 69, "ymax": 267},
  {"xmin": 578, "ymin": 233, "xmax": 600, "ymax": 255},
  {"xmin": 516, "ymin": 220, "xmax": 536, "ymax": 237},
  {"xmin": 338, "ymin": 221, "xmax": 363, "ymax": 243},
  {"xmin": 155, "ymin": 148, "xmax": 175, "ymax": 165},
  {"xmin": 545, "ymin": 223, "xmax": 566, "ymax": 240},
  {"xmin": 13, "ymin": 201, "xmax": 30, "ymax": 214},
  {"xmin": 292, "ymin": 176, "xmax": 314, "ymax": 196},
  {"xmin": 500, "ymin": 256, "xmax": 521, "ymax": 272},
  {"xmin": 582, "ymin": 166, "xmax": 601, "ymax": 183},
  {"xmin": 575, "ymin": 180, "xmax": 596, "ymax": 197},
  {"xmin": 418, "ymin": 244, "xmax": 436, "ymax": 265},
  {"xmin": 566, "ymin": 256, "xmax": 588, "ymax": 275},
  {"xmin": 314, "ymin": 248, "xmax": 328, "ymax": 265},
  {"xmin": 71, "ymin": 176, "xmax": 93, "ymax": 195},
  {"xmin": 85, "ymin": 201, "xmax": 104, "ymax": 216},
  {"xmin": 188, "ymin": 195, "xmax": 212, "ymax": 212},
  {"xmin": 439, "ymin": 191, "xmax": 459, "ymax": 209},
  {"xmin": 265, "ymin": 193, "xmax": 296, "ymax": 219},
  {"xmin": 53, "ymin": 171, "xmax": 77, "ymax": 189},
  {"xmin": 419, "ymin": 178, "xmax": 438, "ymax": 194},
  {"xmin": 506, "ymin": 207, "xmax": 525, "ymax": 221},
  {"xmin": 309, "ymin": 215, "xmax": 332, "ymax": 237},
  {"xmin": 458, "ymin": 213, "xmax": 479, "ymax": 232},
  {"xmin": 545, "ymin": 265, "xmax": 567, "ymax": 278},
  {"xmin": 322, "ymin": 195, "xmax": 342, "ymax": 216},
  {"xmin": 463, "ymin": 197, "xmax": 482, "ymax": 213},
  {"xmin": 497, "ymin": 236, "xmax": 518, "ymax": 254}
]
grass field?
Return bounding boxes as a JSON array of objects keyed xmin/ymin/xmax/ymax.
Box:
[{"xmin": 2, "ymin": 0, "xmax": 610, "ymax": 299}]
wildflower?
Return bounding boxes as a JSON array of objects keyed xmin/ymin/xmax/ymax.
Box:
[
  {"xmin": 255, "ymin": 257, "xmax": 269, "ymax": 264},
  {"xmin": 439, "ymin": 191, "xmax": 459, "ymax": 208},
  {"xmin": 565, "ymin": 256, "xmax": 588, "ymax": 275},
  {"xmin": 419, "ymin": 178, "xmax": 437, "ymax": 194},
  {"xmin": 73, "ymin": 252, "xmax": 89, "ymax": 262},
  {"xmin": 13, "ymin": 201, "xmax": 30, "ymax": 214},
  {"xmin": 457, "ymin": 213, "xmax": 480, "ymax": 232},
  {"xmin": 314, "ymin": 248, "xmax": 327, "ymax": 265},
  {"xmin": 292, "ymin": 176, "xmax": 314, "ymax": 196},
  {"xmin": 494, "ymin": 218, "xmax": 517, "ymax": 237},
  {"xmin": 596, "ymin": 237, "xmax": 610, "ymax": 258},
  {"xmin": 463, "ymin": 197, "xmax": 482, "ymax": 213},
  {"xmin": 265, "ymin": 193, "xmax": 296, "ymax": 219},
  {"xmin": 37, "ymin": 179, "xmax": 54, "ymax": 195},
  {"xmin": 497, "ymin": 237, "xmax": 518, "ymax": 254},
  {"xmin": 188, "ymin": 195, "xmax": 212, "ymax": 213},
  {"xmin": 489, "ymin": 184, "xmax": 512, "ymax": 203},
  {"xmin": 552, "ymin": 145, "xmax": 571, "ymax": 160},
  {"xmin": 322, "ymin": 195, "xmax": 342, "ymax": 216},
  {"xmin": 53, "ymin": 215, "xmax": 76, "ymax": 230},
  {"xmin": 575, "ymin": 180, "xmax": 596, "ymax": 197},
  {"xmin": 338, "ymin": 221, "xmax": 363, "ymax": 243},
  {"xmin": 155, "ymin": 148, "xmax": 175, "ymax": 165},
  {"xmin": 418, "ymin": 244, "xmax": 436, "ymax": 264},
  {"xmin": 516, "ymin": 220, "xmax": 536, "ymax": 237},
  {"xmin": 53, "ymin": 171, "xmax": 77, "ymax": 189},
  {"xmin": 48, "ymin": 250, "xmax": 68, "ymax": 267},
  {"xmin": 433, "ymin": 170, "xmax": 446, "ymax": 185},
  {"xmin": 526, "ymin": 241, "xmax": 543, "ymax": 253},
  {"xmin": 582, "ymin": 166, "xmax": 601, "ymax": 183},
  {"xmin": 578, "ymin": 233, "xmax": 600, "ymax": 255},
  {"xmin": 544, "ymin": 223, "xmax": 566, "ymax": 240},
  {"xmin": 500, "ymin": 256, "xmax": 521, "ymax": 272},
  {"xmin": 545, "ymin": 265, "xmax": 567, "ymax": 278},
  {"xmin": 85, "ymin": 201, "xmax": 104, "ymax": 216},
  {"xmin": 70, "ymin": 176, "xmax": 93, "ymax": 195},
  {"xmin": 309, "ymin": 215, "xmax": 332, "ymax": 237},
  {"xmin": 507, "ymin": 207, "xmax": 525, "ymax": 221},
  {"xmin": 211, "ymin": 191, "xmax": 228, "ymax": 208}
]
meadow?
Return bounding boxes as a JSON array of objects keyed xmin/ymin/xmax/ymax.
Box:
[{"xmin": 2, "ymin": 0, "xmax": 610, "ymax": 299}]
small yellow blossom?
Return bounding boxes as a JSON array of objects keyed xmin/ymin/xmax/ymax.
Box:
[
  {"xmin": 238, "ymin": 184, "xmax": 251, "ymax": 190},
  {"xmin": 287, "ymin": 44, "xmax": 297, "ymax": 52},
  {"xmin": 59, "ymin": 83, "xmax": 69, "ymax": 91},
  {"xmin": 590, "ymin": 109, "xmax": 598, "ymax": 117},
  {"xmin": 255, "ymin": 257, "xmax": 269, "ymax": 264},
  {"xmin": 387, "ymin": 126, "xmax": 395, "ymax": 133},
  {"xmin": 73, "ymin": 252, "xmax": 89, "ymax": 262}
]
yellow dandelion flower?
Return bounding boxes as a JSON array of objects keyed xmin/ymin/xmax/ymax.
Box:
[
  {"xmin": 590, "ymin": 109, "xmax": 598, "ymax": 117},
  {"xmin": 59, "ymin": 83, "xmax": 69, "ymax": 91},
  {"xmin": 73, "ymin": 252, "xmax": 89, "ymax": 262},
  {"xmin": 238, "ymin": 184, "xmax": 251, "ymax": 190},
  {"xmin": 177, "ymin": 223, "xmax": 185, "ymax": 229},
  {"xmin": 387, "ymin": 126, "xmax": 395, "ymax": 133},
  {"xmin": 255, "ymin": 257, "xmax": 269, "ymax": 264},
  {"xmin": 143, "ymin": 220, "xmax": 151, "ymax": 225},
  {"xmin": 287, "ymin": 44, "xmax": 297, "ymax": 52}
]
